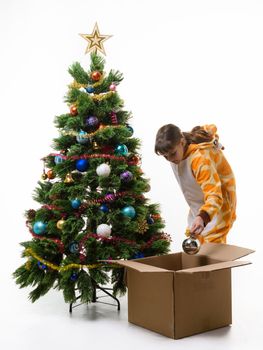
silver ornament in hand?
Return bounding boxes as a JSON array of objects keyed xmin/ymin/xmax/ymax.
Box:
[{"xmin": 182, "ymin": 235, "xmax": 201, "ymax": 255}]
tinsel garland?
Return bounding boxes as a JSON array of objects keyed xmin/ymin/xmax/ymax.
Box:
[
  {"xmin": 78, "ymin": 232, "xmax": 172, "ymax": 262},
  {"xmin": 42, "ymin": 204, "xmax": 63, "ymax": 211},
  {"xmin": 25, "ymin": 248, "xmax": 119, "ymax": 271},
  {"xmin": 69, "ymin": 76, "xmax": 105, "ymax": 90},
  {"xmin": 61, "ymin": 124, "xmax": 121, "ymax": 138},
  {"xmin": 141, "ymin": 232, "xmax": 172, "ymax": 249},
  {"xmin": 27, "ymin": 223, "xmax": 170, "ymax": 253},
  {"xmin": 43, "ymin": 153, "xmax": 140, "ymax": 166},
  {"xmin": 81, "ymin": 191, "xmax": 145, "ymax": 205},
  {"xmin": 68, "ymin": 77, "xmax": 118, "ymax": 99},
  {"xmin": 46, "ymin": 153, "xmax": 127, "ymax": 162},
  {"xmin": 92, "ymin": 91, "xmax": 115, "ymax": 101},
  {"xmin": 41, "ymin": 191, "xmax": 145, "ymax": 209}
]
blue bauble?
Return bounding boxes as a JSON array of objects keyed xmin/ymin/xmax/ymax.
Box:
[
  {"xmin": 69, "ymin": 242, "xmax": 79, "ymax": 254},
  {"xmin": 114, "ymin": 144, "xmax": 129, "ymax": 156},
  {"xmin": 71, "ymin": 199, "xmax": 81, "ymax": 209},
  {"xmin": 126, "ymin": 124, "xmax": 134, "ymax": 136},
  {"xmin": 132, "ymin": 252, "xmax": 145, "ymax": 259},
  {"xmin": 121, "ymin": 205, "xmax": 136, "ymax": 218},
  {"xmin": 76, "ymin": 159, "xmax": 89, "ymax": 172},
  {"xmin": 37, "ymin": 261, "xmax": 47, "ymax": 270},
  {"xmin": 100, "ymin": 204, "xmax": 109, "ymax": 213},
  {"xmin": 70, "ymin": 273, "xmax": 78, "ymax": 281},
  {"xmin": 54, "ymin": 155, "xmax": 64, "ymax": 164},
  {"xmin": 33, "ymin": 221, "xmax": 47, "ymax": 235},
  {"xmin": 86, "ymin": 86, "xmax": 95, "ymax": 93},
  {"xmin": 147, "ymin": 216, "xmax": 155, "ymax": 224},
  {"xmin": 76, "ymin": 130, "xmax": 89, "ymax": 144}
]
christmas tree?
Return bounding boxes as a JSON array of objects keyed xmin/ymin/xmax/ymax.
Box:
[{"xmin": 13, "ymin": 24, "xmax": 171, "ymax": 305}]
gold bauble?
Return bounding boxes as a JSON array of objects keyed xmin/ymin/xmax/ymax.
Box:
[
  {"xmin": 57, "ymin": 219, "xmax": 65, "ymax": 230},
  {"xmin": 145, "ymin": 183, "xmax": 151, "ymax": 192},
  {"xmin": 41, "ymin": 173, "xmax": 48, "ymax": 180},
  {"xmin": 64, "ymin": 173, "xmax": 74, "ymax": 183},
  {"xmin": 93, "ymin": 141, "xmax": 99, "ymax": 150}
]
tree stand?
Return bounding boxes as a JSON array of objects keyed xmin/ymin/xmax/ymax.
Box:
[{"xmin": 69, "ymin": 278, "xmax": 120, "ymax": 313}]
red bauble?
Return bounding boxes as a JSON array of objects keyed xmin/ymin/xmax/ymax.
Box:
[
  {"xmin": 47, "ymin": 169, "xmax": 55, "ymax": 179},
  {"xmin": 129, "ymin": 155, "xmax": 141, "ymax": 165},
  {"xmin": 70, "ymin": 105, "xmax": 78, "ymax": 116},
  {"xmin": 91, "ymin": 71, "xmax": 102, "ymax": 81}
]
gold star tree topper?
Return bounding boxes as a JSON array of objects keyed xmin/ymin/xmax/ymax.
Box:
[{"xmin": 79, "ymin": 23, "xmax": 112, "ymax": 55}]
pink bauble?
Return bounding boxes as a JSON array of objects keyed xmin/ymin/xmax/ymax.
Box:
[{"xmin": 109, "ymin": 83, "xmax": 116, "ymax": 91}]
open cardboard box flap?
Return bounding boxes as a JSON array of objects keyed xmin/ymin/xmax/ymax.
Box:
[
  {"xmin": 177, "ymin": 259, "xmax": 251, "ymax": 274},
  {"xmin": 101, "ymin": 243, "xmax": 254, "ymax": 274},
  {"xmin": 108, "ymin": 258, "xmax": 251, "ymax": 274},
  {"xmin": 196, "ymin": 242, "xmax": 255, "ymax": 261}
]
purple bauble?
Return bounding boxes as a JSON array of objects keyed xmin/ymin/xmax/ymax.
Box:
[
  {"xmin": 85, "ymin": 116, "xmax": 99, "ymax": 127},
  {"xmin": 120, "ymin": 170, "xmax": 133, "ymax": 182},
  {"xmin": 105, "ymin": 193, "xmax": 115, "ymax": 201}
]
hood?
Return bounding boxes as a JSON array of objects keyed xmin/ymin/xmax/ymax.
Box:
[{"xmin": 183, "ymin": 124, "xmax": 222, "ymax": 159}]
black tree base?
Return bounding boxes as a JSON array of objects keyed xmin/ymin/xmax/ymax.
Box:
[{"xmin": 69, "ymin": 278, "xmax": 120, "ymax": 313}]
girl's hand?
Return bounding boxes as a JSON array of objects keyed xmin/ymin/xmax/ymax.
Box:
[{"xmin": 190, "ymin": 216, "xmax": 204, "ymax": 236}]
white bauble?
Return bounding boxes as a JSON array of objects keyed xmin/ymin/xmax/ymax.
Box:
[
  {"xmin": 96, "ymin": 163, "xmax": 111, "ymax": 177},
  {"xmin": 96, "ymin": 224, "xmax": 112, "ymax": 237}
]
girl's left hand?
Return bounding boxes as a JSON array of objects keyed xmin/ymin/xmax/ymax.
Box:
[{"xmin": 190, "ymin": 216, "xmax": 204, "ymax": 236}]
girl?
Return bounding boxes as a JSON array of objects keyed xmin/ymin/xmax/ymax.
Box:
[{"xmin": 154, "ymin": 124, "xmax": 236, "ymax": 243}]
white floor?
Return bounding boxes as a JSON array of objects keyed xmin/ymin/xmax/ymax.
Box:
[{"xmin": 1, "ymin": 252, "xmax": 262, "ymax": 350}]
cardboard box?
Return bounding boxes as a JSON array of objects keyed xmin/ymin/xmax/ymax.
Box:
[{"xmin": 114, "ymin": 243, "xmax": 254, "ymax": 339}]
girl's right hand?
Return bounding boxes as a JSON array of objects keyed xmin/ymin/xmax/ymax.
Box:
[{"xmin": 190, "ymin": 216, "xmax": 205, "ymax": 236}]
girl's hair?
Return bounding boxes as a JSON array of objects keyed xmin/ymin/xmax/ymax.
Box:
[{"xmin": 154, "ymin": 124, "xmax": 213, "ymax": 155}]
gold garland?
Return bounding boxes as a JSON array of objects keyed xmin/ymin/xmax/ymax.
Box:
[
  {"xmin": 92, "ymin": 91, "xmax": 115, "ymax": 101},
  {"xmin": 26, "ymin": 260, "xmax": 32, "ymax": 270},
  {"xmin": 25, "ymin": 248, "xmax": 119, "ymax": 272},
  {"xmin": 68, "ymin": 75, "xmax": 105, "ymax": 90},
  {"xmin": 61, "ymin": 124, "xmax": 121, "ymax": 138},
  {"xmin": 69, "ymin": 81, "xmax": 87, "ymax": 89}
]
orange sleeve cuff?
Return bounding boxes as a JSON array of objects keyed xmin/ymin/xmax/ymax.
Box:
[{"xmin": 198, "ymin": 210, "xmax": 210, "ymax": 226}]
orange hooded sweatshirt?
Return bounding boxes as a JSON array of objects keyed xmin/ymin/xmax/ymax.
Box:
[{"xmin": 170, "ymin": 125, "xmax": 236, "ymax": 243}]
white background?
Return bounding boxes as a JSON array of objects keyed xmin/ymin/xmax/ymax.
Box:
[{"xmin": 0, "ymin": 0, "xmax": 262, "ymax": 349}]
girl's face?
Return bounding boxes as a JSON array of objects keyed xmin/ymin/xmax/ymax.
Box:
[{"xmin": 162, "ymin": 138, "xmax": 186, "ymax": 164}]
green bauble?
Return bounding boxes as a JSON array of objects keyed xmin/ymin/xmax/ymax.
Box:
[
  {"xmin": 114, "ymin": 144, "xmax": 128, "ymax": 156},
  {"xmin": 121, "ymin": 205, "xmax": 136, "ymax": 218}
]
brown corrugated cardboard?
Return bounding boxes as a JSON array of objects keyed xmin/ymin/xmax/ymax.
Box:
[{"xmin": 111, "ymin": 243, "xmax": 254, "ymax": 339}]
